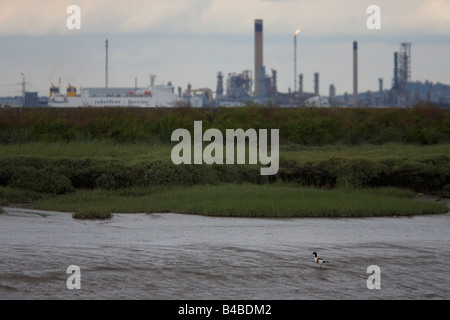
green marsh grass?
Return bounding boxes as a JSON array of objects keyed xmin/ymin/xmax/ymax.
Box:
[
  {"xmin": 0, "ymin": 141, "xmax": 173, "ymax": 164},
  {"xmin": 30, "ymin": 184, "xmax": 448, "ymax": 219},
  {"xmin": 0, "ymin": 186, "xmax": 45, "ymax": 205},
  {"xmin": 2, "ymin": 104, "xmax": 450, "ymax": 145},
  {"xmin": 2, "ymin": 141, "xmax": 450, "ymax": 167},
  {"xmin": 279, "ymin": 143, "xmax": 450, "ymax": 165},
  {"xmin": 2, "ymin": 106, "xmax": 449, "ymax": 219}
]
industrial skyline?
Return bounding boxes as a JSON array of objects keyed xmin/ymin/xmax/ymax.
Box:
[{"xmin": 0, "ymin": 0, "xmax": 449, "ymax": 99}]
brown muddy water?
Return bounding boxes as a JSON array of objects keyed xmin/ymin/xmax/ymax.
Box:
[{"xmin": 0, "ymin": 206, "xmax": 449, "ymax": 300}]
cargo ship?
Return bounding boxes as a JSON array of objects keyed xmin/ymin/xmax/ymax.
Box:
[{"xmin": 47, "ymin": 82, "xmax": 181, "ymax": 107}]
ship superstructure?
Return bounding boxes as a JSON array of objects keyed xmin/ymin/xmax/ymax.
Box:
[{"xmin": 47, "ymin": 82, "xmax": 180, "ymax": 108}]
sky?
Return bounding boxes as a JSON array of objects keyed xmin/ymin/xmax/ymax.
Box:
[{"xmin": 1, "ymin": 0, "xmax": 450, "ymax": 98}]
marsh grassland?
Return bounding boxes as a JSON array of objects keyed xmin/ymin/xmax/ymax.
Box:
[{"xmin": 1, "ymin": 104, "xmax": 449, "ymax": 219}]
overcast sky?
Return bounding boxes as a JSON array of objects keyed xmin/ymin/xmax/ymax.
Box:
[{"xmin": 1, "ymin": 0, "xmax": 449, "ymax": 97}]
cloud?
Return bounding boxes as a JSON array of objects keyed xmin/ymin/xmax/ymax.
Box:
[
  {"xmin": 0, "ymin": 0, "xmax": 201, "ymax": 35},
  {"xmin": 201, "ymin": 0, "xmax": 450, "ymax": 35},
  {"xmin": 0, "ymin": 0, "xmax": 67, "ymax": 35},
  {"xmin": 1, "ymin": 0, "xmax": 449, "ymax": 36},
  {"xmin": 1, "ymin": 0, "xmax": 449, "ymax": 98}
]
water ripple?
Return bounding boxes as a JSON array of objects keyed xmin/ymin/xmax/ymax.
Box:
[{"xmin": 1, "ymin": 208, "xmax": 449, "ymax": 299}]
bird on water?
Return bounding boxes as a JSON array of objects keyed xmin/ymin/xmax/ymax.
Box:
[{"xmin": 312, "ymin": 252, "xmax": 329, "ymax": 268}]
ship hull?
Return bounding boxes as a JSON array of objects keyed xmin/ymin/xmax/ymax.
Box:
[
  {"xmin": 47, "ymin": 96, "xmax": 178, "ymax": 108},
  {"xmin": 47, "ymin": 85, "xmax": 181, "ymax": 108}
]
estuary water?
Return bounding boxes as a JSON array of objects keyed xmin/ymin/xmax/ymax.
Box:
[{"xmin": 0, "ymin": 206, "xmax": 449, "ymax": 300}]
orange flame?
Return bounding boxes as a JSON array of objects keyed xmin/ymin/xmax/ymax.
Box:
[{"xmin": 295, "ymin": 29, "xmax": 301, "ymax": 36}]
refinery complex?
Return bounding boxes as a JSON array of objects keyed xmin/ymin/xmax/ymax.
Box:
[{"xmin": 1, "ymin": 19, "xmax": 449, "ymax": 109}]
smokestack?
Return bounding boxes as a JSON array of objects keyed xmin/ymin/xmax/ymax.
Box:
[
  {"xmin": 150, "ymin": 74, "xmax": 156, "ymax": 87},
  {"xmin": 258, "ymin": 66, "xmax": 266, "ymax": 98},
  {"xmin": 353, "ymin": 41, "xmax": 358, "ymax": 107},
  {"xmin": 271, "ymin": 69, "xmax": 277, "ymax": 93},
  {"xmin": 254, "ymin": 19, "xmax": 263, "ymax": 97},
  {"xmin": 393, "ymin": 52, "xmax": 399, "ymax": 90},
  {"xmin": 294, "ymin": 34, "xmax": 297, "ymax": 93},
  {"xmin": 427, "ymin": 83, "xmax": 433, "ymax": 102},
  {"xmin": 314, "ymin": 72, "xmax": 319, "ymax": 96},
  {"xmin": 21, "ymin": 73, "xmax": 26, "ymax": 97},
  {"xmin": 299, "ymin": 74, "xmax": 303, "ymax": 95},
  {"xmin": 294, "ymin": 30, "xmax": 300, "ymax": 93},
  {"xmin": 379, "ymin": 78, "xmax": 384, "ymax": 105},
  {"xmin": 105, "ymin": 39, "xmax": 109, "ymax": 89},
  {"xmin": 329, "ymin": 84, "xmax": 336, "ymax": 101},
  {"xmin": 216, "ymin": 72, "xmax": 224, "ymax": 97}
]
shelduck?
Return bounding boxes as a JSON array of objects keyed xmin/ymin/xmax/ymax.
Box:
[{"xmin": 312, "ymin": 252, "xmax": 329, "ymax": 267}]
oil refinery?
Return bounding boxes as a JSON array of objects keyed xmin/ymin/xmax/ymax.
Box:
[{"xmin": 1, "ymin": 19, "xmax": 449, "ymax": 109}]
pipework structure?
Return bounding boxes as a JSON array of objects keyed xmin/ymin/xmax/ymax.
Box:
[
  {"xmin": 299, "ymin": 74, "xmax": 303, "ymax": 95},
  {"xmin": 398, "ymin": 43, "xmax": 411, "ymax": 92},
  {"xmin": 390, "ymin": 42, "xmax": 412, "ymax": 106}
]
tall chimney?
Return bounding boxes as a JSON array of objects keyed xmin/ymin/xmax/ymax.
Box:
[
  {"xmin": 393, "ymin": 52, "xmax": 399, "ymax": 90},
  {"xmin": 379, "ymin": 78, "xmax": 384, "ymax": 105},
  {"xmin": 105, "ymin": 39, "xmax": 109, "ymax": 89},
  {"xmin": 216, "ymin": 72, "xmax": 224, "ymax": 97},
  {"xmin": 329, "ymin": 84, "xmax": 336, "ymax": 101},
  {"xmin": 271, "ymin": 69, "xmax": 277, "ymax": 93},
  {"xmin": 353, "ymin": 41, "xmax": 358, "ymax": 107},
  {"xmin": 314, "ymin": 72, "xmax": 319, "ymax": 96},
  {"xmin": 294, "ymin": 33, "xmax": 297, "ymax": 93},
  {"xmin": 258, "ymin": 66, "xmax": 267, "ymax": 98},
  {"xmin": 299, "ymin": 74, "xmax": 303, "ymax": 95},
  {"xmin": 254, "ymin": 19, "xmax": 263, "ymax": 97}
]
